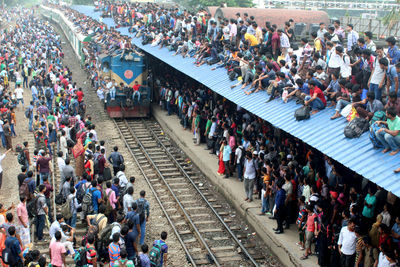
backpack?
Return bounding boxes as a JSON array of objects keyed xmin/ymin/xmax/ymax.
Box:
[
  {"xmin": 149, "ymin": 240, "xmax": 162, "ymax": 267},
  {"xmin": 294, "ymin": 106, "xmax": 310, "ymax": 121},
  {"xmin": 89, "ymin": 214, "xmax": 106, "ymax": 237},
  {"xmin": 370, "ymin": 110, "xmax": 386, "ymax": 125},
  {"xmin": 74, "ymin": 247, "xmax": 88, "ymax": 267},
  {"xmin": 104, "ymin": 190, "xmax": 113, "ymax": 216},
  {"xmin": 99, "ymin": 222, "xmax": 120, "ymax": 246},
  {"xmin": 136, "ymin": 200, "xmax": 146, "ymax": 224},
  {"xmin": 61, "ymin": 197, "xmax": 72, "ymax": 220},
  {"xmin": 55, "ymin": 192, "xmax": 66, "ymax": 205},
  {"xmin": 1, "ymin": 246, "xmax": 17, "ymax": 265},
  {"xmin": 228, "ymin": 70, "xmax": 237, "ymax": 81},
  {"xmin": 76, "ymin": 182, "xmax": 88, "ymax": 204},
  {"xmin": 19, "ymin": 179, "xmax": 31, "ymax": 199},
  {"xmin": 82, "ymin": 188, "xmax": 96, "ymax": 215},
  {"xmin": 369, "ymin": 122, "xmax": 385, "ymax": 149},
  {"xmin": 132, "ymin": 255, "xmax": 142, "ymax": 267},
  {"xmin": 17, "ymin": 150, "xmax": 26, "ymax": 165},
  {"xmin": 45, "ymin": 88, "xmax": 52, "ymax": 99},
  {"xmin": 344, "ymin": 117, "xmax": 369, "ymax": 138},
  {"xmin": 27, "ymin": 196, "xmax": 39, "ymax": 218},
  {"xmin": 24, "ymin": 107, "xmax": 32, "ymax": 118},
  {"xmin": 93, "ymin": 154, "xmax": 102, "ymax": 175},
  {"xmin": 15, "ymin": 144, "xmax": 23, "ymax": 153}
]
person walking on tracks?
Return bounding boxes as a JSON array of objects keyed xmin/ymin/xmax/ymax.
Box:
[
  {"xmin": 136, "ymin": 190, "xmax": 150, "ymax": 245},
  {"xmin": 151, "ymin": 231, "xmax": 168, "ymax": 267},
  {"xmin": 108, "ymin": 146, "xmax": 124, "ymax": 176},
  {"xmin": 35, "ymin": 184, "xmax": 48, "ymax": 242}
]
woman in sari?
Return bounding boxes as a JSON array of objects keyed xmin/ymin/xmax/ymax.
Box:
[
  {"xmin": 72, "ymin": 138, "xmax": 85, "ymax": 177},
  {"xmin": 84, "ymin": 154, "xmax": 94, "ymax": 181},
  {"xmin": 217, "ymin": 141, "xmax": 225, "ymax": 175}
]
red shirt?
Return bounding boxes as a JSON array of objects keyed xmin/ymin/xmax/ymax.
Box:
[
  {"xmin": 310, "ymin": 87, "xmax": 327, "ymax": 106},
  {"xmin": 77, "ymin": 91, "xmax": 84, "ymax": 102},
  {"xmin": 133, "ymin": 84, "xmax": 141, "ymax": 92}
]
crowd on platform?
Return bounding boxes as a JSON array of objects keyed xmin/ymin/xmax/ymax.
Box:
[
  {"xmin": 45, "ymin": 1, "xmax": 400, "ymax": 266},
  {"xmin": 0, "ymin": 7, "xmax": 168, "ymax": 267}
]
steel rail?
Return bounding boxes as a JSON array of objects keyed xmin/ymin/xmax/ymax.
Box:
[
  {"xmin": 142, "ymin": 119, "xmax": 260, "ymax": 267},
  {"xmin": 112, "ymin": 119, "xmax": 198, "ymax": 267},
  {"xmin": 121, "ymin": 119, "xmax": 221, "ymax": 267}
]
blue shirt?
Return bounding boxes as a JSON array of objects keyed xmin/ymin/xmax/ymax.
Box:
[
  {"xmin": 392, "ymin": 223, "xmax": 400, "ymax": 243},
  {"xmin": 327, "ymin": 79, "xmax": 340, "ymax": 92},
  {"xmin": 86, "ymin": 187, "xmax": 101, "ymax": 212},
  {"xmin": 75, "ymin": 179, "xmax": 88, "ymax": 189},
  {"xmin": 222, "ymin": 145, "xmax": 231, "ymax": 161},
  {"xmin": 387, "ymin": 65, "xmax": 398, "ymax": 86},
  {"xmin": 31, "ymin": 85, "xmax": 38, "ymax": 96},
  {"xmin": 5, "ymin": 236, "xmax": 22, "ymax": 263},
  {"xmin": 125, "ymin": 230, "xmax": 138, "ymax": 257},
  {"xmin": 299, "ymin": 84, "xmax": 310, "ymax": 95},
  {"xmin": 125, "ymin": 211, "xmax": 140, "ymax": 236},
  {"xmin": 111, "ymin": 184, "xmax": 120, "ymax": 197},
  {"xmin": 388, "ymin": 45, "xmax": 400, "ymax": 64},
  {"xmin": 275, "ymin": 189, "xmax": 286, "ymax": 209},
  {"xmin": 24, "ymin": 177, "xmax": 36, "ymax": 194},
  {"xmin": 347, "ymin": 30, "xmax": 359, "ymax": 51},
  {"xmin": 139, "ymin": 254, "xmax": 151, "ymax": 267}
]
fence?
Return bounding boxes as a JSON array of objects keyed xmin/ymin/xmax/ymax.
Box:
[{"xmin": 341, "ymin": 16, "xmax": 400, "ymax": 39}]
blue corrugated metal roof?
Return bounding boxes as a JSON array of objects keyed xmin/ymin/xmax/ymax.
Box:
[{"xmin": 72, "ymin": 5, "xmax": 400, "ymax": 197}]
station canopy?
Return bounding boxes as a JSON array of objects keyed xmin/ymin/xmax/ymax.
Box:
[{"xmin": 72, "ymin": 5, "xmax": 400, "ymax": 197}]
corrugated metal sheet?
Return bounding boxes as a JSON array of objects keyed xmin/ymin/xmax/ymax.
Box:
[{"xmin": 73, "ymin": 5, "xmax": 400, "ymax": 197}]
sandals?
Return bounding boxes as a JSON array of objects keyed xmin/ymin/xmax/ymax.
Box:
[{"xmin": 300, "ymin": 255, "xmax": 308, "ymax": 260}]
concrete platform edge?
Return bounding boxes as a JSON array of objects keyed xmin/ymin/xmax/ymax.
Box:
[{"xmin": 153, "ymin": 106, "xmax": 306, "ymax": 267}]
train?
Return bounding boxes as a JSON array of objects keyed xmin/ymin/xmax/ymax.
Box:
[
  {"xmin": 41, "ymin": 5, "xmax": 151, "ymax": 118},
  {"xmin": 100, "ymin": 52, "xmax": 151, "ymax": 118}
]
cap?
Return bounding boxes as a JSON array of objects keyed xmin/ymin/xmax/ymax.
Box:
[
  {"xmin": 287, "ymin": 154, "xmax": 293, "ymax": 159},
  {"xmin": 253, "ymin": 151, "xmax": 258, "ymax": 155},
  {"xmin": 329, "ymin": 191, "xmax": 338, "ymax": 200}
]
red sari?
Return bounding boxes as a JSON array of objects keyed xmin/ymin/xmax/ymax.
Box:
[{"xmin": 217, "ymin": 145, "xmax": 225, "ymax": 175}]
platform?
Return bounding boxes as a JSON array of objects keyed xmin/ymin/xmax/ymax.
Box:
[{"xmin": 152, "ymin": 105, "xmax": 318, "ymax": 267}]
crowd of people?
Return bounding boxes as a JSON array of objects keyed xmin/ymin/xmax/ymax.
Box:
[
  {"xmin": 0, "ymin": 7, "xmax": 170, "ymax": 267},
  {"xmin": 0, "ymin": 1, "xmax": 396, "ymax": 267},
  {"xmin": 62, "ymin": 1, "xmax": 400, "ymax": 266}
]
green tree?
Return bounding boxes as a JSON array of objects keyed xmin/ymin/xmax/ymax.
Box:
[{"xmin": 383, "ymin": 0, "xmax": 400, "ymax": 26}]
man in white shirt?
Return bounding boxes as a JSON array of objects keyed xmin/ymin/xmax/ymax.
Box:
[
  {"xmin": 116, "ymin": 164, "xmax": 128, "ymax": 188},
  {"xmin": 338, "ymin": 219, "xmax": 357, "ymax": 267},
  {"xmin": 368, "ymin": 46, "xmax": 386, "ymax": 101},
  {"xmin": 317, "ymin": 22, "xmax": 327, "ymax": 39},
  {"xmin": 14, "ymin": 84, "xmax": 24, "ymax": 107}
]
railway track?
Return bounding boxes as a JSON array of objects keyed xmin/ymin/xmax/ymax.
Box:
[{"xmin": 114, "ymin": 118, "xmax": 271, "ymax": 267}]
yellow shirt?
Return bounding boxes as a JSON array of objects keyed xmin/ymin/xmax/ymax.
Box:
[
  {"xmin": 87, "ymin": 213, "xmax": 108, "ymax": 235},
  {"xmin": 245, "ymin": 33, "xmax": 259, "ymax": 47},
  {"xmin": 314, "ymin": 38, "xmax": 322, "ymax": 52}
]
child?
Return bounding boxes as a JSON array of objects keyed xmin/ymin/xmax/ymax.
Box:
[
  {"xmin": 258, "ymin": 167, "xmax": 271, "ymax": 215},
  {"xmin": 296, "ymin": 196, "xmax": 307, "ymax": 250},
  {"xmin": 113, "ymin": 248, "xmax": 134, "ymax": 267}
]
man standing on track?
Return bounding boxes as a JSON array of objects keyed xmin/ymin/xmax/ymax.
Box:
[
  {"xmin": 136, "ymin": 190, "xmax": 150, "ymax": 245},
  {"xmin": 108, "ymin": 146, "xmax": 124, "ymax": 176}
]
